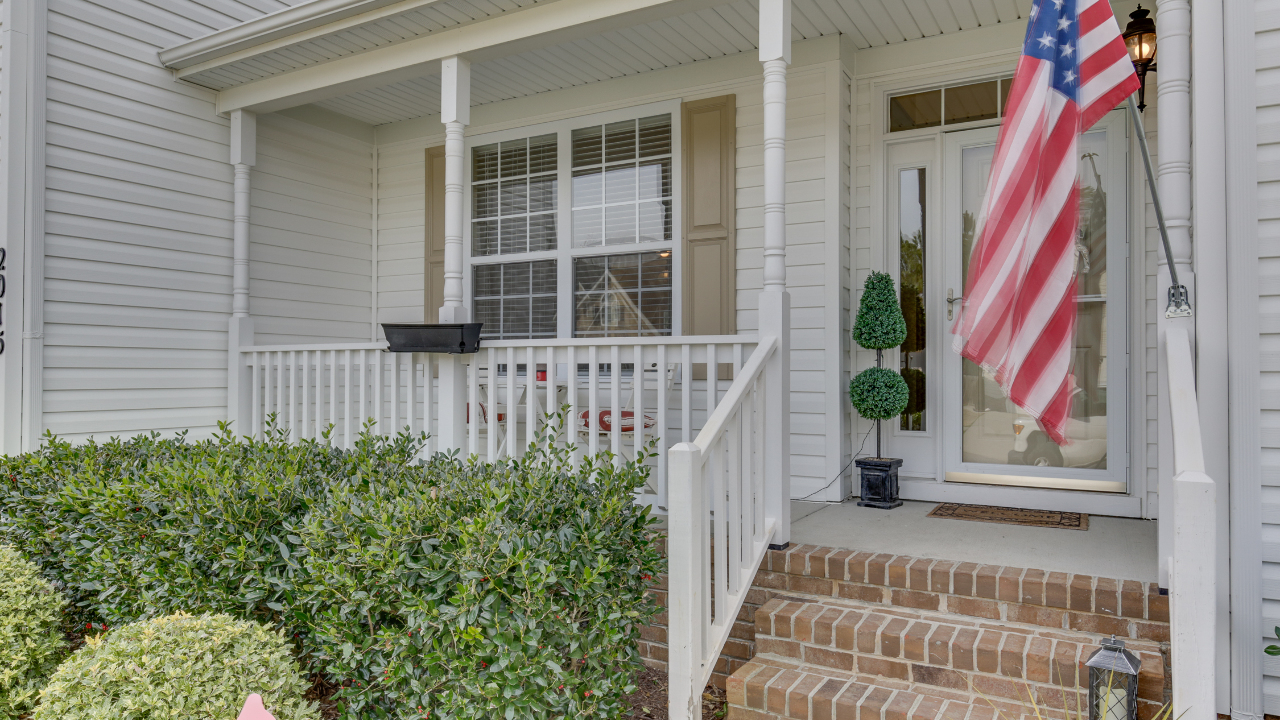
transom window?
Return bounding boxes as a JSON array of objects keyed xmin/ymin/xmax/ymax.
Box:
[
  {"xmin": 466, "ymin": 103, "xmax": 680, "ymax": 340},
  {"xmin": 888, "ymin": 77, "xmax": 1014, "ymax": 132}
]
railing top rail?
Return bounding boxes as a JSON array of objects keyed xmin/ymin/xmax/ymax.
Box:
[
  {"xmin": 475, "ymin": 334, "xmax": 758, "ymax": 349},
  {"xmin": 690, "ymin": 335, "xmax": 778, "ymax": 453},
  {"xmin": 1164, "ymin": 326, "xmax": 1205, "ymax": 475},
  {"xmin": 242, "ymin": 341, "xmax": 389, "ymax": 353}
]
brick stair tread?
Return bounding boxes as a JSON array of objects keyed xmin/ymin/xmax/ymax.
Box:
[
  {"xmin": 728, "ymin": 654, "xmax": 1085, "ymax": 720},
  {"xmin": 755, "ymin": 545, "xmax": 1169, "ymax": 637},
  {"xmin": 750, "ymin": 594, "xmax": 1165, "ymax": 711}
]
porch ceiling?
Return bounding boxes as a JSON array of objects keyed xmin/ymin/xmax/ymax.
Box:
[{"xmin": 164, "ymin": 0, "xmax": 1034, "ymax": 127}]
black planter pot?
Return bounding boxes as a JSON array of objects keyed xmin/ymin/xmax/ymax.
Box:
[
  {"xmin": 381, "ymin": 323, "xmax": 482, "ymax": 353},
  {"xmin": 855, "ymin": 457, "xmax": 903, "ymax": 509}
]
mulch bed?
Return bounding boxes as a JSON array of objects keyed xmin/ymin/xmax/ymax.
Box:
[{"xmin": 304, "ymin": 665, "xmax": 726, "ymax": 719}]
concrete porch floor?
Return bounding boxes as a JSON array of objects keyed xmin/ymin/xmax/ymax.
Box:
[{"xmin": 789, "ymin": 499, "xmax": 1158, "ymax": 582}]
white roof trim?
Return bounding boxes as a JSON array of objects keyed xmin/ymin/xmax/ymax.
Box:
[{"xmin": 158, "ymin": 0, "xmax": 448, "ymax": 70}]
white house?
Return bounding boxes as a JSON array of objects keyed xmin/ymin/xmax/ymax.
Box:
[{"xmin": 0, "ymin": 0, "xmax": 1267, "ymax": 718}]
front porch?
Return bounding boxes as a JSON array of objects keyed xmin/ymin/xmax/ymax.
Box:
[{"xmin": 141, "ymin": 0, "xmax": 1218, "ymax": 715}]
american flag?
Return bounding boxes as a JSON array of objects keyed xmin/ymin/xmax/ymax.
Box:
[{"xmin": 950, "ymin": 0, "xmax": 1139, "ymax": 445}]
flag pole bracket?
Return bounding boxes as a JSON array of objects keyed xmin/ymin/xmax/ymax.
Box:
[{"xmin": 1127, "ymin": 95, "xmax": 1192, "ymax": 318}]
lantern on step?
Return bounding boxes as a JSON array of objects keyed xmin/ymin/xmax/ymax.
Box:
[{"xmin": 1085, "ymin": 636, "xmax": 1142, "ymax": 720}]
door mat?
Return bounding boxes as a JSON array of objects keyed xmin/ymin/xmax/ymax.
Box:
[{"xmin": 926, "ymin": 502, "xmax": 1089, "ymax": 530}]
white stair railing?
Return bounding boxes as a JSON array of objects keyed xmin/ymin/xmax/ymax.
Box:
[
  {"xmin": 1163, "ymin": 326, "xmax": 1216, "ymax": 720},
  {"xmin": 667, "ymin": 335, "xmax": 780, "ymax": 720}
]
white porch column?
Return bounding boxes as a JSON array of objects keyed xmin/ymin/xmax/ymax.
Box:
[
  {"xmin": 437, "ymin": 56, "xmax": 471, "ymax": 453},
  {"xmin": 760, "ymin": 0, "xmax": 791, "ymax": 548},
  {"xmin": 227, "ymin": 109, "xmax": 256, "ymax": 433},
  {"xmin": 1154, "ymin": 0, "xmax": 1194, "ymax": 590}
]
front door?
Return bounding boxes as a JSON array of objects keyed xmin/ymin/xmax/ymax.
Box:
[{"xmin": 937, "ymin": 115, "xmax": 1129, "ymax": 492}]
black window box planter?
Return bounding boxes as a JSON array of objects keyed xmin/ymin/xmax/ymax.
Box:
[{"xmin": 381, "ymin": 323, "xmax": 482, "ymax": 354}]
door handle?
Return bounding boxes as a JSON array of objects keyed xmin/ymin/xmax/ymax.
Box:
[{"xmin": 946, "ymin": 288, "xmax": 964, "ymax": 320}]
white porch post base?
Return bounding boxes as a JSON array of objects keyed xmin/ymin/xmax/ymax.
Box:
[
  {"xmin": 437, "ymin": 354, "xmax": 468, "ymax": 453},
  {"xmin": 227, "ymin": 316, "xmax": 254, "ymax": 434},
  {"xmin": 1171, "ymin": 470, "xmax": 1217, "ymax": 720},
  {"xmin": 666, "ymin": 441, "xmax": 705, "ymax": 720},
  {"xmin": 760, "ymin": 290, "xmax": 790, "ymax": 547}
]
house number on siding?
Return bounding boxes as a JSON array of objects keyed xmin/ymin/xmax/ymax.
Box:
[{"xmin": 0, "ymin": 247, "xmax": 7, "ymax": 355}]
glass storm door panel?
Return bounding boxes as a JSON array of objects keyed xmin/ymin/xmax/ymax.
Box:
[
  {"xmin": 883, "ymin": 139, "xmax": 937, "ymax": 480},
  {"xmin": 939, "ymin": 117, "xmax": 1128, "ymax": 493}
]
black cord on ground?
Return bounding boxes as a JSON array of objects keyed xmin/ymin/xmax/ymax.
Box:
[{"xmin": 794, "ymin": 424, "xmax": 875, "ymax": 502}]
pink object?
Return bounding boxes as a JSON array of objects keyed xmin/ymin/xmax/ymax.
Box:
[
  {"xmin": 578, "ymin": 409, "xmax": 657, "ymax": 433},
  {"xmin": 238, "ymin": 694, "xmax": 276, "ymax": 720}
]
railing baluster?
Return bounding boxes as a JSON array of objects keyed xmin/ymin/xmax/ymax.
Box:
[
  {"xmin": 423, "ymin": 354, "xmax": 433, "ymax": 453},
  {"xmin": 288, "ymin": 351, "xmax": 297, "ymax": 442},
  {"xmin": 344, "ymin": 349, "xmax": 353, "ymax": 449},
  {"xmin": 712, "ymin": 435, "xmax": 727, "ymax": 629},
  {"xmin": 568, "ymin": 346, "xmax": 578, "ymax": 464},
  {"xmin": 303, "ymin": 351, "xmax": 312, "ymax": 440},
  {"xmin": 681, "ymin": 344, "xmax": 692, "ymax": 443},
  {"xmin": 251, "ymin": 352, "xmax": 262, "ymax": 439},
  {"xmin": 391, "ymin": 351, "xmax": 401, "ymax": 435},
  {"xmin": 526, "ymin": 346, "xmax": 536, "ymax": 452},
  {"xmin": 633, "ymin": 343, "xmax": 644, "ymax": 463},
  {"xmin": 657, "ymin": 344, "xmax": 668, "ymax": 506},
  {"xmin": 506, "ymin": 346, "xmax": 517, "ymax": 458},
  {"xmin": 727, "ymin": 410, "xmax": 742, "ymax": 596},
  {"xmin": 358, "ymin": 349, "xmax": 368, "ymax": 435},
  {"xmin": 733, "ymin": 343, "xmax": 743, "ymax": 380},
  {"xmin": 754, "ymin": 377, "xmax": 766, "ymax": 542},
  {"xmin": 468, "ymin": 354, "xmax": 480, "ymax": 457},
  {"xmin": 329, "ymin": 350, "xmax": 337, "ymax": 439},
  {"xmin": 589, "ymin": 346, "xmax": 599, "ymax": 459},
  {"xmin": 610, "ymin": 345, "xmax": 621, "ymax": 462},
  {"xmin": 706, "ymin": 343, "xmax": 718, "ymax": 419},
  {"xmin": 487, "ymin": 347, "xmax": 497, "ymax": 461},
  {"xmin": 275, "ymin": 352, "xmax": 284, "ymax": 436},
  {"xmin": 374, "ymin": 351, "xmax": 384, "ymax": 435},
  {"xmin": 314, "ymin": 350, "xmax": 324, "ymax": 440},
  {"xmin": 408, "ymin": 353, "xmax": 418, "ymax": 438}
]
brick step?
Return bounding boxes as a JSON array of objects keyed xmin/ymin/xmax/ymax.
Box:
[
  {"xmin": 728, "ymin": 654, "xmax": 1078, "ymax": 720},
  {"xmin": 751, "ymin": 595, "xmax": 1166, "ymax": 717},
  {"xmin": 754, "ymin": 545, "xmax": 1169, "ymax": 644}
]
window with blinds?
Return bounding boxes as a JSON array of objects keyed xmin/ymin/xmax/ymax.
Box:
[
  {"xmin": 471, "ymin": 134, "xmax": 557, "ymax": 256},
  {"xmin": 573, "ymin": 251, "xmax": 672, "ymax": 337},
  {"xmin": 571, "ymin": 115, "xmax": 673, "ymax": 248},
  {"xmin": 464, "ymin": 105, "xmax": 679, "ymax": 340},
  {"xmin": 473, "ymin": 260, "xmax": 557, "ymax": 340}
]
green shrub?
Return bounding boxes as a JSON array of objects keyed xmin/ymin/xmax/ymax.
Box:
[
  {"xmin": 294, "ymin": 428, "xmax": 662, "ymax": 720},
  {"xmin": 849, "ymin": 366, "xmax": 910, "ymax": 420},
  {"xmin": 35, "ymin": 612, "xmax": 319, "ymax": 720},
  {"xmin": 0, "ymin": 545, "xmax": 67, "ymax": 718},
  {"xmin": 0, "ymin": 424, "xmax": 422, "ymax": 627}
]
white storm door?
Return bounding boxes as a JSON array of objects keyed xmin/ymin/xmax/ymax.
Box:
[
  {"xmin": 939, "ymin": 115, "xmax": 1129, "ymax": 493},
  {"xmin": 883, "ymin": 138, "xmax": 938, "ymax": 479}
]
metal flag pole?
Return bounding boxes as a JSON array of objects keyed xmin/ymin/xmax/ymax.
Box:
[{"xmin": 1126, "ymin": 94, "xmax": 1193, "ymax": 317}]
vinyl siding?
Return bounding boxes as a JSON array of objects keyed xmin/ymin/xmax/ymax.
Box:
[
  {"xmin": 372, "ymin": 54, "xmax": 849, "ymax": 496},
  {"xmin": 38, "ymin": 0, "xmax": 342, "ymax": 443},
  {"xmin": 250, "ymin": 113, "xmax": 373, "ymax": 345},
  {"xmin": 1256, "ymin": 0, "xmax": 1280, "ymax": 709}
]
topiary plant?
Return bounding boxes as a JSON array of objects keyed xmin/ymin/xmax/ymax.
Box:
[
  {"xmin": 849, "ymin": 366, "xmax": 910, "ymax": 421},
  {"xmin": 850, "ymin": 271, "xmax": 910, "ymax": 459},
  {"xmin": 852, "ymin": 271, "xmax": 908, "ymax": 350},
  {"xmin": 35, "ymin": 612, "xmax": 319, "ymax": 720},
  {"xmin": 0, "ymin": 545, "xmax": 67, "ymax": 719}
]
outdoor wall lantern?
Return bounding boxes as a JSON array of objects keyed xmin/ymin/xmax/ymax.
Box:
[
  {"xmin": 1085, "ymin": 636, "xmax": 1142, "ymax": 720},
  {"xmin": 1123, "ymin": 5, "xmax": 1157, "ymax": 111}
]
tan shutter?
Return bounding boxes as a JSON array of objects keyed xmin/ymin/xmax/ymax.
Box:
[
  {"xmin": 423, "ymin": 145, "xmax": 447, "ymax": 322},
  {"xmin": 681, "ymin": 95, "xmax": 736, "ymax": 338}
]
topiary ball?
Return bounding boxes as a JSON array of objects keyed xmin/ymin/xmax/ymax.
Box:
[
  {"xmin": 853, "ymin": 271, "xmax": 908, "ymax": 350},
  {"xmin": 35, "ymin": 613, "xmax": 319, "ymax": 720},
  {"xmin": 0, "ymin": 545, "xmax": 67, "ymax": 719},
  {"xmin": 849, "ymin": 367, "xmax": 910, "ymax": 421}
]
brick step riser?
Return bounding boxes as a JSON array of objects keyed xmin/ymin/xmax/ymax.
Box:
[
  {"xmin": 757, "ymin": 545, "xmax": 1169, "ymax": 644},
  {"xmin": 753, "ymin": 599, "xmax": 1165, "ymax": 715},
  {"xmin": 729, "ymin": 658, "xmax": 1098, "ymax": 720}
]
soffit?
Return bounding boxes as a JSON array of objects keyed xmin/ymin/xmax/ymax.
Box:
[{"xmin": 173, "ymin": 0, "xmax": 1034, "ymax": 126}]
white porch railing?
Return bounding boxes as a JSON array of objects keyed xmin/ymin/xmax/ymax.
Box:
[
  {"xmin": 667, "ymin": 335, "xmax": 781, "ymax": 720},
  {"xmin": 1163, "ymin": 326, "xmax": 1216, "ymax": 720},
  {"xmin": 236, "ymin": 335, "xmax": 756, "ymax": 507}
]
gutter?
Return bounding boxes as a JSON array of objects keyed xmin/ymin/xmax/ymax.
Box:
[{"xmin": 158, "ymin": 0, "xmax": 443, "ymax": 70}]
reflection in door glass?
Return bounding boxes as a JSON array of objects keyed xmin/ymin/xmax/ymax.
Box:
[
  {"xmin": 959, "ymin": 131, "xmax": 1109, "ymax": 469},
  {"xmin": 899, "ymin": 168, "xmax": 926, "ymax": 431}
]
